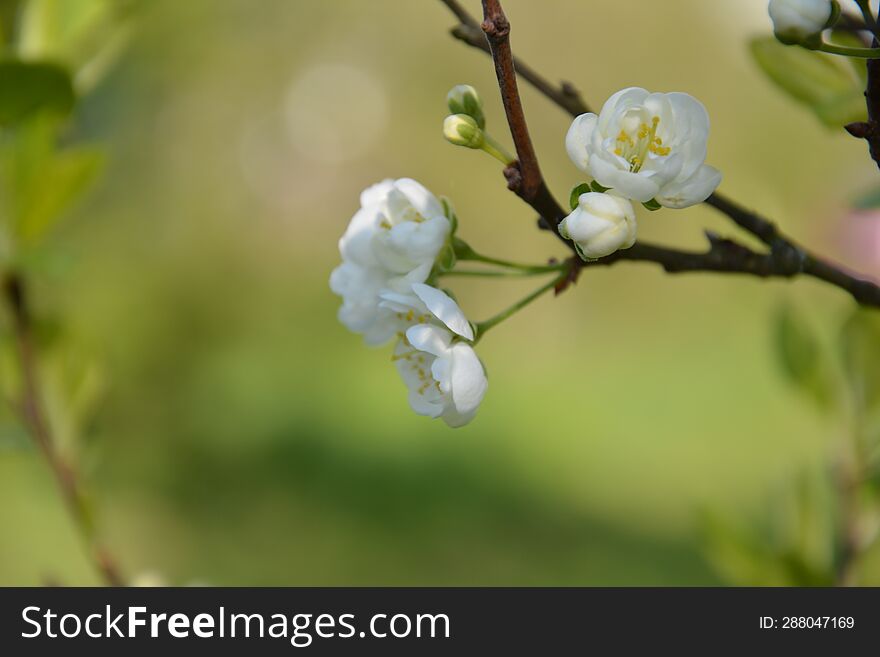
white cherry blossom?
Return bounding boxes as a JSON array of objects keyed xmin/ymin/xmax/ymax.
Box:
[
  {"xmin": 394, "ymin": 323, "xmax": 487, "ymax": 428},
  {"xmin": 331, "ymin": 178, "xmax": 453, "ymax": 344},
  {"xmin": 565, "ymin": 87, "xmax": 722, "ymax": 209}
]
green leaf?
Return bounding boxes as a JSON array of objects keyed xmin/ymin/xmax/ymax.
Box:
[
  {"xmin": 0, "ymin": 115, "xmax": 104, "ymax": 246},
  {"xmin": 451, "ymin": 236, "xmax": 476, "ymax": 260},
  {"xmin": 839, "ymin": 308, "xmax": 880, "ymax": 416},
  {"xmin": 642, "ymin": 198, "xmax": 662, "ymax": 211},
  {"xmin": 749, "ymin": 36, "xmax": 867, "ymax": 127},
  {"xmin": 440, "ymin": 196, "xmax": 458, "ymax": 234},
  {"xmin": 568, "ymin": 182, "xmax": 591, "ymax": 210},
  {"xmin": 774, "ymin": 304, "xmax": 834, "ymax": 409},
  {"xmin": 436, "ymin": 242, "xmax": 456, "ymax": 273},
  {"xmin": 826, "ymin": 29, "xmax": 869, "ymax": 85},
  {"xmin": 589, "ymin": 180, "xmax": 609, "ymax": 193},
  {"xmin": 0, "ymin": 60, "xmax": 75, "ymax": 126},
  {"xmin": 21, "ymin": 147, "xmax": 103, "ymax": 243}
]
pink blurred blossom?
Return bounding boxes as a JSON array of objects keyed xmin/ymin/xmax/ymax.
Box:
[{"xmin": 837, "ymin": 208, "xmax": 880, "ymax": 280}]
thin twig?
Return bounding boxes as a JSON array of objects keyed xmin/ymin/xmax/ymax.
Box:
[
  {"xmin": 440, "ymin": 0, "xmax": 590, "ymax": 117},
  {"xmin": 438, "ymin": 0, "xmax": 880, "ymax": 308},
  {"xmin": 2, "ymin": 273, "xmax": 124, "ymax": 586},
  {"xmin": 705, "ymin": 193, "xmax": 880, "ymax": 306}
]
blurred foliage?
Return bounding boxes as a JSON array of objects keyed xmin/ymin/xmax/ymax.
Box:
[
  {"xmin": 702, "ymin": 467, "xmax": 838, "ymax": 586},
  {"xmin": 774, "ymin": 303, "xmax": 835, "ymax": 409},
  {"xmin": 750, "ymin": 34, "xmax": 867, "ymax": 126},
  {"xmin": 0, "ymin": 60, "xmax": 72, "ymax": 125},
  {"xmin": 840, "ymin": 308, "xmax": 880, "ymax": 420}
]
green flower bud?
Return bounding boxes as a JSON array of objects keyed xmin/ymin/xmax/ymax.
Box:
[
  {"xmin": 443, "ymin": 114, "xmax": 484, "ymax": 149},
  {"xmin": 446, "ymin": 84, "xmax": 485, "ymax": 129}
]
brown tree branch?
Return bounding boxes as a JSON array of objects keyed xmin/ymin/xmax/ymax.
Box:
[
  {"xmin": 438, "ymin": 0, "xmax": 880, "ymax": 308},
  {"xmin": 481, "ymin": 0, "xmax": 543, "ymax": 202},
  {"xmin": 3, "ymin": 274, "xmax": 124, "ymax": 587},
  {"xmin": 440, "ymin": 0, "xmax": 590, "ymax": 117},
  {"xmin": 845, "ymin": 38, "xmax": 880, "ymax": 170},
  {"xmin": 705, "ymin": 193, "xmax": 880, "ymax": 306}
]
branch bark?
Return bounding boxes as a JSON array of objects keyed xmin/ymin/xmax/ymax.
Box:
[
  {"xmin": 3, "ymin": 273, "xmax": 124, "ymax": 586},
  {"xmin": 705, "ymin": 193, "xmax": 880, "ymax": 306},
  {"xmin": 845, "ymin": 38, "xmax": 880, "ymax": 170},
  {"xmin": 439, "ymin": 0, "xmax": 880, "ymax": 308},
  {"xmin": 480, "ymin": 0, "xmax": 544, "ymax": 203}
]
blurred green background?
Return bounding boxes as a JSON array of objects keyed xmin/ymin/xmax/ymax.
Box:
[{"xmin": 1, "ymin": 0, "xmax": 879, "ymax": 585}]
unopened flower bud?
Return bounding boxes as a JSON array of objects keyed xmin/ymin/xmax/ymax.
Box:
[
  {"xmin": 446, "ymin": 84, "xmax": 485, "ymax": 129},
  {"xmin": 559, "ymin": 192, "xmax": 637, "ymax": 260},
  {"xmin": 768, "ymin": 0, "xmax": 837, "ymax": 46},
  {"xmin": 443, "ymin": 114, "xmax": 484, "ymax": 149}
]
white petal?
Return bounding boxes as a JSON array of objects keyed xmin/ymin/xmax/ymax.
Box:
[
  {"xmin": 431, "ymin": 355, "xmax": 452, "ymax": 393},
  {"xmin": 666, "ymin": 92, "xmax": 709, "ymax": 181},
  {"xmin": 338, "ymin": 206, "xmax": 381, "ymax": 267},
  {"xmin": 589, "ymin": 154, "xmax": 661, "ymax": 202},
  {"xmin": 394, "ymin": 178, "xmax": 445, "ymax": 220},
  {"xmin": 656, "ymin": 164, "xmax": 722, "ymax": 209},
  {"xmin": 375, "ymin": 216, "xmax": 450, "ymax": 273},
  {"xmin": 562, "ymin": 207, "xmax": 614, "ymax": 244},
  {"xmin": 362, "ymin": 315, "xmax": 399, "ymax": 346},
  {"xmin": 359, "ymin": 179, "xmax": 394, "ymax": 208},
  {"xmin": 377, "ymin": 289, "xmax": 423, "ymax": 314},
  {"xmin": 408, "ymin": 391, "xmax": 445, "ymax": 418},
  {"xmin": 405, "ymin": 324, "xmax": 452, "ymax": 358},
  {"xmin": 440, "ymin": 406, "xmax": 478, "ymax": 428},
  {"xmin": 449, "ymin": 344, "xmax": 487, "ymax": 416},
  {"xmin": 597, "ymin": 87, "xmax": 649, "ymax": 133},
  {"xmin": 577, "ymin": 218, "xmax": 637, "ymax": 259},
  {"xmin": 411, "ymin": 284, "xmax": 474, "ymax": 340},
  {"xmin": 565, "ymin": 113, "xmax": 597, "ymax": 172},
  {"xmin": 403, "ymin": 262, "xmax": 433, "ymax": 284}
]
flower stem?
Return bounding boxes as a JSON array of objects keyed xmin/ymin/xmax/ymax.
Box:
[
  {"xmin": 481, "ymin": 133, "xmax": 516, "ymax": 165},
  {"xmin": 818, "ymin": 42, "xmax": 880, "ymax": 58},
  {"xmin": 856, "ymin": 0, "xmax": 876, "ymax": 27},
  {"xmin": 456, "ymin": 241, "xmax": 563, "ymax": 272},
  {"xmin": 473, "ymin": 272, "xmax": 565, "ymax": 342},
  {"xmin": 442, "ymin": 267, "xmax": 561, "ymax": 277}
]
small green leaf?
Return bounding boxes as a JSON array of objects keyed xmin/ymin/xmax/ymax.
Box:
[
  {"xmin": 642, "ymin": 198, "xmax": 662, "ymax": 211},
  {"xmin": 451, "ymin": 236, "xmax": 476, "ymax": 260},
  {"xmin": 0, "ymin": 60, "xmax": 75, "ymax": 126},
  {"xmin": 436, "ymin": 242, "xmax": 456, "ymax": 273},
  {"xmin": 774, "ymin": 304, "xmax": 834, "ymax": 409},
  {"xmin": 440, "ymin": 196, "xmax": 458, "ymax": 234},
  {"xmin": 839, "ymin": 308, "xmax": 880, "ymax": 416},
  {"xmin": 573, "ymin": 241, "xmax": 590, "ymax": 262},
  {"xmin": 589, "ymin": 180, "xmax": 609, "ymax": 193},
  {"xmin": 749, "ymin": 36, "xmax": 867, "ymax": 127},
  {"xmin": 568, "ymin": 182, "xmax": 591, "ymax": 210}
]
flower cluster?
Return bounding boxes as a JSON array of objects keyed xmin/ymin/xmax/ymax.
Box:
[
  {"xmin": 330, "ymin": 178, "xmax": 488, "ymax": 427},
  {"xmin": 562, "ymin": 87, "xmax": 722, "ymax": 259},
  {"xmin": 332, "ymin": 82, "xmax": 728, "ymax": 427}
]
